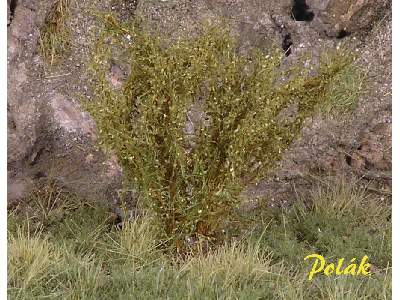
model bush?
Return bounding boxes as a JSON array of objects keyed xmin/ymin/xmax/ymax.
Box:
[{"xmin": 86, "ymin": 16, "xmax": 352, "ymax": 252}]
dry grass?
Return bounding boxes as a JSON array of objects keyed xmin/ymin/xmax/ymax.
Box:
[
  {"xmin": 38, "ymin": 0, "xmax": 73, "ymax": 66},
  {"xmin": 104, "ymin": 218, "xmax": 163, "ymax": 270},
  {"xmin": 8, "ymin": 227, "xmax": 60, "ymax": 297}
]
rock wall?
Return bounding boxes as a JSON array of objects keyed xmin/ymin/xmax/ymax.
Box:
[{"xmin": 7, "ymin": 0, "xmax": 123, "ymax": 205}]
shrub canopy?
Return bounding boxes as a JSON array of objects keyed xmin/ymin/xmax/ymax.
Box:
[{"xmin": 86, "ymin": 16, "xmax": 352, "ymax": 252}]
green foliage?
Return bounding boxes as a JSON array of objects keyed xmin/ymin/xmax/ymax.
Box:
[
  {"xmin": 86, "ymin": 16, "xmax": 353, "ymax": 250},
  {"xmin": 39, "ymin": 0, "xmax": 72, "ymax": 66}
]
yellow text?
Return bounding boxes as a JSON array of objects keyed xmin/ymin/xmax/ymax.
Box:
[{"xmin": 304, "ymin": 254, "xmax": 371, "ymax": 281}]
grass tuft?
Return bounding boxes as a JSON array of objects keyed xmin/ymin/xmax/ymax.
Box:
[
  {"xmin": 321, "ymin": 62, "xmax": 366, "ymax": 115},
  {"xmin": 8, "ymin": 228, "xmax": 59, "ymax": 298},
  {"xmin": 38, "ymin": 0, "xmax": 73, "ymax": 66},
  {"xmin": 104, "ymin": 218, "xmax": 163, "ymax": 269}
]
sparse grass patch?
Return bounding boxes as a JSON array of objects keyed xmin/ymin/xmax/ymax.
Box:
[
  {"xmin": 28, "ymin": 178, "xmax": 79, "ymax": 228},
  {"xmin": 39, "ymin": 0, "xmax": 73, "ymax": 66}
]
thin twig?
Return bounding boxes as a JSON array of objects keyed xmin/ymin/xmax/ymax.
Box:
[{"xmin": 45, "ymin": 73, "xmax": 71, "ymax": 79}]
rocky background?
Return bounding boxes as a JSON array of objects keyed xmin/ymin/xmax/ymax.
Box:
[{"xmin": 7, "ymin": 0, "xmax": 391, "ymax": 208}]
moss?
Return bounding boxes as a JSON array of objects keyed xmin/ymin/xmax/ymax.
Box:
[{"xmin": 86, "ymin": 15, "xmax": 354, "ymax": 251}]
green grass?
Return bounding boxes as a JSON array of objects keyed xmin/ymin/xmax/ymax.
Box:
[
  {"xmin": 321, "ymin": 62, "xmax": 366, "ymax": 115},
  {"xmin": 8, "ymin": 178, "xmax": 391, "ymax": 299}
]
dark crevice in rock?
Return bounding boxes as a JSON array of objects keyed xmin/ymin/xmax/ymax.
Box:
[
  {"xmin": 33, "ymin": 171, "xmax": 47, "ymax": 179},
  {"xmin": 8, "ymin": 119, "xmax": 17, "ymax": 130},
  {"xmin": 291, "ymin": 0, "xmax": 314, "ymax": 22},
  {"xmin": 29, "ymin": 147, "xmax": 45, "ymax": 166},
  {"xmin": 282, "ymin": 33, "xmax": 293, "ymax": 56},
  {"xmin": 9, "ymin": 0, "xmax": 18, "ymax": 20},
  {"xmin": 113, "ymin": 0, "xmax": 139, "ymax": 21},
  {"xmin": 345, "ymin": 154, "xmax": 352, "ymax": 166},
  {"xmin": 364, "ymin": 160, "xmax": 373, "ymax": 170},
  {"xmin": 336, "ymin": 29, "xmax": 351, "ymax": 39}
]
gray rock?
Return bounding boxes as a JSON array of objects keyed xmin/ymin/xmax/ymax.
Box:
[{"xmin": 7, "ymin": 0, "xmax": 124, "ymax": 205}]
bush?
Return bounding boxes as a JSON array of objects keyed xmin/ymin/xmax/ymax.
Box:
[{"xmin": 86, "ymin": 16, "xmax": 353, "ymax": 252}]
